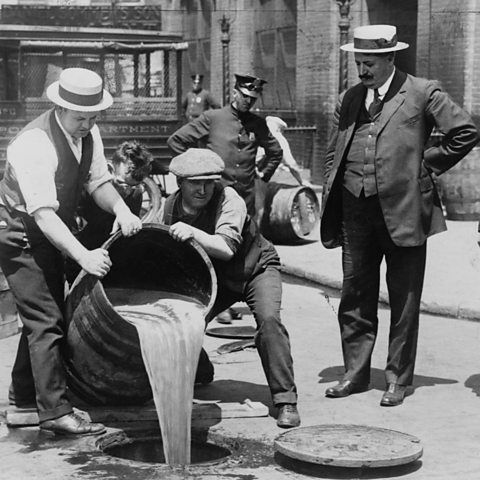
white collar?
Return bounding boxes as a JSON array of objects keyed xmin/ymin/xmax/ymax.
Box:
[{"xmin": 373, "ymin": 68, "xmax": 396, "ymax": 97}]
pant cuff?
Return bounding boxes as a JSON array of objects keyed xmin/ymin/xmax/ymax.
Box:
[{"xmin": 38, "ymin": 402, "xmax": 73, "ymax": 423}]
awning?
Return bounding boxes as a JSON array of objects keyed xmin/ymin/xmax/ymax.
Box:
[{"xmin": 19, "ymin": 40, "xmax": 189, "ymax": 52}]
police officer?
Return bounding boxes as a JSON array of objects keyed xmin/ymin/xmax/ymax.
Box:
[
  {"xmin": 168, "ymin": 73, "xmax": 283, "ymax": 217},
  {"xmin": 182, "ymin": 74, "xmax": 220, "ymax": 123},
  {"xmin": 0, "ymin": 68, "xmax": 142, "ymax": 435}
]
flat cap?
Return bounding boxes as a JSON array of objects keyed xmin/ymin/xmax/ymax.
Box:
[
  {"xmin": 234, "ymin": 73, "xmax": 267, "ymax": 98},
  {"xmin": 169, "ymin": 148, "xmax": 224, "ymax": 180}
]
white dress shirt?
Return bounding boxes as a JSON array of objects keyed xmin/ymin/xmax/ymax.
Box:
[{"xmin": 5, "ymin": 112, "xmax": 112, "ymax": 215}]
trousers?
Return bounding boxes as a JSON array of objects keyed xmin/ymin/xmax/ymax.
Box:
[
  {"xmin": 0, "ymin": 207, "xmax": 73, "ymax": 422},
  {"xmin": 207, "ymin": 265, "xmax": 297, "ymax": 406},
  {"xmin": 338, "ymin": 188, "xmax": 426, "ymax": 386}
]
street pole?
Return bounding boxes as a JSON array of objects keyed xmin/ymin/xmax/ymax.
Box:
[
  {"xmin": 220, "ymin": 14, "xmax": 231, "ymax": 105},
  {"xmin": 336, "ymin": 0, "xmax": 355, "ymax": 93}
]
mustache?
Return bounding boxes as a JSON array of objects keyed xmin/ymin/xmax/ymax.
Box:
[{"xmin": 359, "ymin": 75, "xmax": 373, "ymax": 80}]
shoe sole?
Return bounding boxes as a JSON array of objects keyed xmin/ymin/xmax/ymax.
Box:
[
  {"xmin": 380, "ymin": 400, "xmax": 404, "ymax": 407},
  {"xmin": 325, "ymin": 386, "xmax": 368, "ymax": 398},
  {"xmin": 277, "ymin": 421, "xmax": 301, "ymax": 429}
]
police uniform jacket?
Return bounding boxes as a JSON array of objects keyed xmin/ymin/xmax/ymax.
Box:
[
  {"xmin": 167, "ymin": 104, "xmax": 283, "ymax": 212},
  {"xmin": 182, "ymin": 88, "xmax": 220, "ymax": 122}
]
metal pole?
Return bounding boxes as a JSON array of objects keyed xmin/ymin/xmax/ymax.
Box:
[
  {"xmin": 336, "ymin": 0, "xmax": 355, "ymax": 93},
  {"xmin": 220, "ymin": 14, "xmax": 230, "ymax": 106}
]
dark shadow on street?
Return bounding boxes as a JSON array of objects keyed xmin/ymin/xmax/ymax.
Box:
[
  {"xmin": 194, "ymin": 379, "xmax": 272, "ymax": 407},
  {"xmin": 275, "ymin": 452, "xmax": 423, "ymax": 478},
  {"xmin": 465, "ymin": 374, "xmax": 480, "ymax": 396},
  {"xmin": 318, "ymin": 366, "xmax": 457, "ymax": 394}
]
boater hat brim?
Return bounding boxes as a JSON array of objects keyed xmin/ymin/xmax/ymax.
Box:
[
  {"xmin": 340, "ymin": 41, "xmax": 409, "ymax": 53},
  {"xmin": 46, "ymin": 81, "xmax": 113, "ymax": 112}
]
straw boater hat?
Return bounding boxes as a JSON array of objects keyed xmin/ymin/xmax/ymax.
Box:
[
  {"xmin": 46, "ymin": 68, "xmax": 113, "ymax": 112},
  {"xmin": 341, "ymin": 25, "xmax": 409, "ymax": 53},
  {"xmin": 169, "ymin": 148, "xmax": 224, "ymax": 180}
]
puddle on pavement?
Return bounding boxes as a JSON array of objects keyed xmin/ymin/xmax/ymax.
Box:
[{"xmin": 1, "ymin": 423, "xmax": 275, "ymax": 479}]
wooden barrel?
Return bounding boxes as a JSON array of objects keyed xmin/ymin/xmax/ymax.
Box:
[
  {"xmin": 0, "ymin": 268, "xmax": 19, "ymax": 340},
  {"xmin": 260, "ymin": 183, "xmax": 320, "ymax": 244},
  {"xmin": 65, "ymin": 223, "xmax": 217, "ymax": 406},
  {"xmin": 438, "ymin": 147, "xmax": 480, "ymax": 221}
]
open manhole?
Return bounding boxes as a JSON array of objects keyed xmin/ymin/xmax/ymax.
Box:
[{"xmin": 99, "ymin": 433, "xmax": 231, "ymax": 466}]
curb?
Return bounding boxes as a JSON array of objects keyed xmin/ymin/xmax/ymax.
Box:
[{"xmin": 280, "ymin": 263, "xmax": 480, "ymax": 322}]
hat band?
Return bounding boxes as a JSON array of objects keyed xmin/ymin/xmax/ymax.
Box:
[
  {"xmin": 353, "ymin": 34, "xmax": 398, "ymax": 50},
  {"xmin": 58, "ymin": 84, "xmax": 104, "ymax": 107}
]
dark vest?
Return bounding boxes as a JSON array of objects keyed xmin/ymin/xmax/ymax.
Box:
[
  {"xmin": 0, "ymin": 109, "xmax": 93, "ymax": 242},
  {"xmin": 343, "ymin": 101, "xmax": 383, "ymax": 197},
  {"xmin": 163, "ymin": 183, "xmax": 279, "ymax": 293}
]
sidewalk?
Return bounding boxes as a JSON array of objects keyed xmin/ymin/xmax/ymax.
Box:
[{"xmin": 271, "ymin": 172, "xmax": 480, "ymax": 321}]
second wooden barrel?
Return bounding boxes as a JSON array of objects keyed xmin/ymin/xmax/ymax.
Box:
[
  {"xmin": 65, "ymin": 223, "xmax": 217, "ymax": 406},
  {"xmin": 260, "ymin": 183, "xmax": 320, "ymax": 244}
]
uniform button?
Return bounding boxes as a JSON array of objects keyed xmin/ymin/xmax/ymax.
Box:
[{"xmin": 236, "ymin": 163, "xmax": 240, "ymax": 167}]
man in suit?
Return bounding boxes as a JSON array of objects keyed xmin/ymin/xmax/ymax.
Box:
[
  {"xmin": 182, "ymin": 74, "xmax": 221, "ymax": 123},
  {"xmin": 321, "ymin": 25, "xmax": 479, "ymax": 406}
]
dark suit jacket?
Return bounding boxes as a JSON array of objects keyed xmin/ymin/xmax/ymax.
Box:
[{"xmin": 321, "ymin": 70, "xmax": 480, "ymax": 248}]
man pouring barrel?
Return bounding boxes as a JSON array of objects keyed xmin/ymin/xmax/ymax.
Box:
[
  {"xmin": 0, "ymin": 68, "xmax": 142, "ymax": 435},
  {"xmin": 158, "ymin": 148, "xmax": 300, "ymax": 429}
]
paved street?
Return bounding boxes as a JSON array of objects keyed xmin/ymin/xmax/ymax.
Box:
[{"xmin": 1, "ymin": 275, "xmax": 480, "ymax": 479}]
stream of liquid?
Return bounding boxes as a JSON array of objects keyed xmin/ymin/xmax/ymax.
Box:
[{"xmin": 105, "ymin": 287, "xmax": 206, "ymax": 466}]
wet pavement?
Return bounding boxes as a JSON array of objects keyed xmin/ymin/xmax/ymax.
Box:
[
  {"xmin": 1, "ymin": 275, "xmax": 480, "ymax": 479},
  {"xmin": 2, "ymin": 170, "xmax": 480, "ymax": 479}
]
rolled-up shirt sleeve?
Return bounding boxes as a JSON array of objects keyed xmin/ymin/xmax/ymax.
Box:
[
  {"xmin": 214, "ymin": 186, "xmax": 247, "ymax": 254},
  {"xmin": 7, "ymin": 129, "xmax": 60, "ymax": 214},
  {"xmin": 7, "ymin": 124, "xmax": 112, "ymax": 216}
]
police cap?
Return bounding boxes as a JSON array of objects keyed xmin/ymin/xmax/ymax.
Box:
[{"xmin": 234, "ymin": 73, "xmax": 267, "ymax": 98}]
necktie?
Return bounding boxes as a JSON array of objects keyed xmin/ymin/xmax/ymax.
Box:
[{"xmin": 368, "ymin": 89, "xmax": 382, "ymax": 118}]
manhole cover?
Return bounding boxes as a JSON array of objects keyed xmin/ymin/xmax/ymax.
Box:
[
  {"xmin": 274, "ymin": 424, "xmax": 423, "ymax": 468},
  {"xmin": 206, "ymin": 326, "xmax": 256, "ymax": 339}
]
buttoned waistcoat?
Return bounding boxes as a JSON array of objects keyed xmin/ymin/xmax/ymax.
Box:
[{"xmin": 321, "ymin": 70, "xmax": 480, "ymax": 248}]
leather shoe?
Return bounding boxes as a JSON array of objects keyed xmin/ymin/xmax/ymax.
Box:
[
  {"xmin": 380, "ymin": 384, "xmax": 406, "ymax": 407},
  {"xmin": 277, "ymin": 403, "xmax": 301, "ymax": 428},
  {"xmin": 40, "ymin": 412, "xmax": 106, "ymax": 436},
  {"xmin": 325, "ymin": 380, "xmax": 368, "ymax": 398}
]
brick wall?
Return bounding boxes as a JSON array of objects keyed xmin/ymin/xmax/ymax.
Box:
[{"xmin": 296, "ymin": 1, "xmax": 338, "ymax": 183}]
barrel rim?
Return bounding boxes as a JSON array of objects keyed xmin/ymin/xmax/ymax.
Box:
[{"xmin": 69, "ymin": 222, "xmax": 218, "ymax": 316}]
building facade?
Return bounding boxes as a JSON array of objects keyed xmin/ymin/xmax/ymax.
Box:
[{"xmin": 1, "ymin": 0, "xmax": 478, "ymax": 184}]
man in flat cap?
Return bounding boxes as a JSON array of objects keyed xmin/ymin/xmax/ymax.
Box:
[
  {"xmin": 321, "ymin": 24, "xmax": 479, "ymax": 406},
  {"xmin": 168, "ymin": 73, "xmax": 283, "ymax": 218},
  {"xmin": 0, "ymin": 67, "xmax": 142, "ymax": 436},
  {"xmin": 158, "ymin": 148, "xmax": 300, "ymax": 429},
  {"xmin": 182, "ymin": 74, "xmax": 220, "ymax": 123}
]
